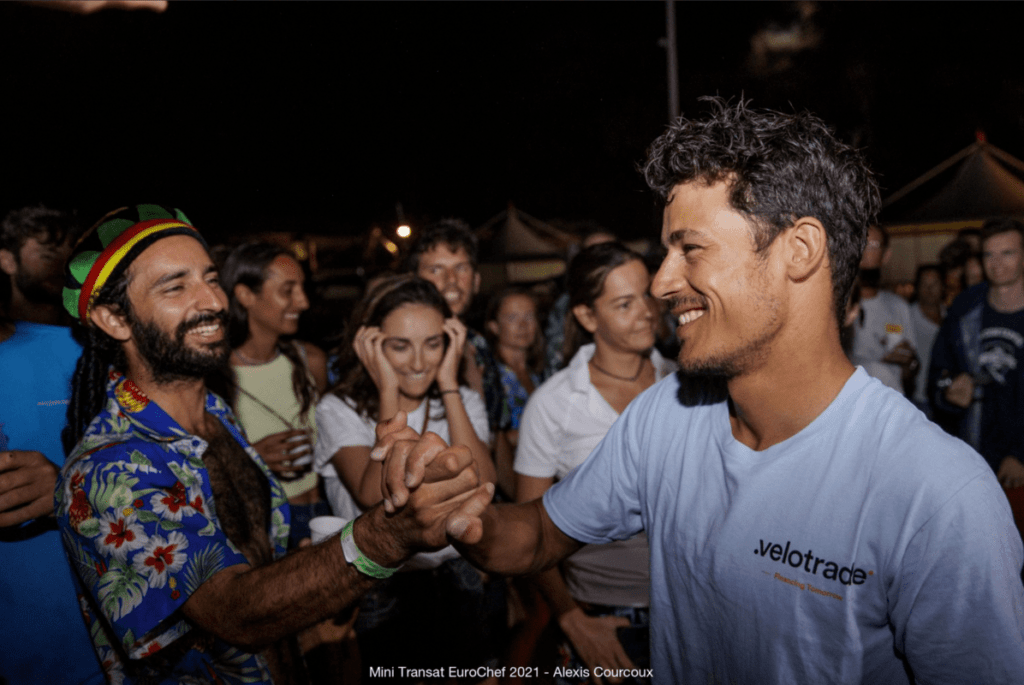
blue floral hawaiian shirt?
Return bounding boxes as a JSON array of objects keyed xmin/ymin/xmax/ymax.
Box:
[
  {"xmin": 55, "ymin": 370, "xmax": 290, "ymax": 685},
  {"xmin": 496, "ymin": 362, "xmax": 542, "ymax": 431},
  {"xmin": 465, "ymin": 328, "xmax": 506, "ymax": 433}
]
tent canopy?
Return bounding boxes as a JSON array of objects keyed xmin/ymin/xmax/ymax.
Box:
[
  {"xmin": 882, "ymin": 138, "xmax": 1024, "ymax": 225},
  {"xmin": 476, "ymin": 204, "xmax": 577, "ymax": 262}
]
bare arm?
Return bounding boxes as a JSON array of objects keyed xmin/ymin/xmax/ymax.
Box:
[
  {"xmin": 437, "ymin": 318, "xmax": 496, "ymax": 486},
  {"xmin": 331, "ymin": 445, "xmax": 386, "ymax": 510},
  {"xmin": 371, "ymin": 414, "xmax": 581, "ymax": 574},
  {"xmin": 494, "ymin": 430, "xmax": 517, "ymax": 500},
  {"xmin": 440, "ymin": 390, "xmax": 495, "ymax": 486},
  {"xmin": 183, "ymin": 438, "xmax": 490, "ymax": 650}
]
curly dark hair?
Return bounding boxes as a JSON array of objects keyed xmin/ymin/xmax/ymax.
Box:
[
  {"xmin": 0, "ymin": 204, "xmax": 80, "ymax": 255},
  {"xmin": 642, "ymin": 97, "xmax": 881, "ymax": 328},
  {"xmin": 330, "ymin": 275, "xmax": 457, "ymax": 421},
  {"xmin": 404, "ymin": 218, "xmax": 479, "ymax": 274}
]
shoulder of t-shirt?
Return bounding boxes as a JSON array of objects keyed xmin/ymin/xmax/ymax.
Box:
[
  {"xmin": 316, "ymin": 393, "xmax": 363, "ymax": 420},
  {"xmin": 849, "ymin": 375, "xmax": 991, "ymax": 488},
  {"xmin": 616, "ymin": 371, "xmax": 722, "ymax": 441}
]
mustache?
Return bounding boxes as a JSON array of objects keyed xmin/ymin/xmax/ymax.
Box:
[
  {"xmin": 174, "ymin": 311, "xmax": 228, "ymax": 341},
  {"xmin": 665, "ymin": 295, "xmax": 708, "ymax": 312}
]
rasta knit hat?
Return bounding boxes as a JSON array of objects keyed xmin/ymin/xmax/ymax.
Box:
[{"xmin": 63, "ymin": 204, "xmax": 208, "ymax": 325}]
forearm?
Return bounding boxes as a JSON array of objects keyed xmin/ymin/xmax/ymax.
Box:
[
  {"xmin": 378, "ymin": 387, "xmax": 401, "ymax": 424},
  {"xmin": 333, "ymin": 448, "xmax": 386, "ymax": 510},
  {"xmin": 184, "ymin": 507, "xmax": 395, "ymax": 649},
  {"xmin": 532, "ymin": 566, "xmax": 579, "ymax": 619},
  {"xmin": 442, "ymin": 392, "xmax": 496, "ymax": 485},
  {"xmin": 456, "ymin": 499, "xmax": 580, "ymax": 576},
  {"xmin": 494, "ymin": 432, "xmax": 517, "ymax": 500}
]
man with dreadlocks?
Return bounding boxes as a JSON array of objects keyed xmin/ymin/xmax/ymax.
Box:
[
  {"xmin": 373, "ymin": 100, "xmax": 1024, "ymax": 684},
  {"xmin": 55, "ymin": 205, "xmax": 491, "ymax": 685}
]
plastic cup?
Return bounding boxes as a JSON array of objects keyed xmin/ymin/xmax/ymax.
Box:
[{"xmin": 309, "ymin": 516, "xmax": 346, "ymax": 544}]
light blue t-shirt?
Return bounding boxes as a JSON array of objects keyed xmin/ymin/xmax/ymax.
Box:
[
  {"xmin": 0, "ymin": 321, "xmax": 103, "ymax": 685},
  {"xmin": 544, "ymin": 367, "xmax": 1024, "ymax": 684}
]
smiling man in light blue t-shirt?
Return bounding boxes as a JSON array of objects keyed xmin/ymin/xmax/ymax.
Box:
[{"xmin": 375, "ymin": 99, "xmax": 1024, "ymax": 685}]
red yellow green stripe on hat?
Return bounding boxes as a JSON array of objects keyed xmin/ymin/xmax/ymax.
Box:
[{"xmin": 63, "ymin": 205, "xmax": 206, "ymax": 324}]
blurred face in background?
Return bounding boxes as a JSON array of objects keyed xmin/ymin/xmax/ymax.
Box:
[
  {"xmin": 579, "ymin": 259, "xmax": 656, "ymax": 356},
  {"xmin": 416, "ymin": 243, "xmax": 479, "ymax": 317},
  {"xmin": 982, "ymin": 231, "xmax": 1024, "ymax": 289},
  {"xmin": 1, "ymin": 235, "xmax": 73, "ymax": 305},
  {"xmin": 488, "ymin": 293, "xmax": 538, "ymax": 353},
  {"xmin": 239, "ymin": 255, "xmax": 309, "ymax": 339},
  {"xmin": 916, "ymin": 268, "xmax": 944, "ymax": 308},
  {"xmin": 964, "ymin": 255, "xmax": 984, "ymax": 288}
]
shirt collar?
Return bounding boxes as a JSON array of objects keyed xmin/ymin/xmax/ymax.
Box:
[{"xmin": 106, "ymin": 369, "xmax": 236, "ymax": 444}]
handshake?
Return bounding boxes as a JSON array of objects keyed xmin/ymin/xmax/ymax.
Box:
[{"xmin": 365, "ymin": 411, "xmax": 495, "ymax": 558}]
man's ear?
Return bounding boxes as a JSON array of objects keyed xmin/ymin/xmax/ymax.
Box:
[
  {"xmin": 91, "ymin": 304, "xmax": 132, "ymax": 342},
  {"xmin": 572, "ymin": 303, "xmax": 598, "ymax": 334},
  {"xmin": 0, "ymin": 249, "xmax": 17, "ymax": 277},
  {"xmin": 782, "ymin": 217, "xmax": 828, "ymax": 283},
  {"xmin": 472, "ymin": 271, "xmax": 481, "ymax": 296},
  {"xmin": 233, "ymin": 283, "xmax": 256, "ymax": 308}
]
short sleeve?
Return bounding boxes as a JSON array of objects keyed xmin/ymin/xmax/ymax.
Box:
[
  {"xmin": 542, "ymin": 388, "xmax": 648, "ymax": 544},
  {"xmin": 314, "ymin": 395, "xmax": 376, "ymax": 478},
  {"xmin": 891, "ymin": 473, "xmax": 1024, "ymax": 683},
  {"xmin": 57, "ymin": 445, "xmax": 250, "ymax": 660},
  {"xmin": 514, "ymin": 387, "xmax": 562, "ymax": 480}
]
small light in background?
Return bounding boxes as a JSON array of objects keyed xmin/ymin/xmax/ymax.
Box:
[
  {"xmin": 396, "ymin": 224, "xmax": 412, "ymax": 239},
  {"xmin": 290, "ymin": 241, "xmax": 308, "ymax": 260}
]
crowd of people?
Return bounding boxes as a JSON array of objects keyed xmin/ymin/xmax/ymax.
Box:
[
  {"xmin": 848, "ymin": 220, "xmax": 1024, "ymax": 488},
  {"xmin": 1, "ymin": 97, "xmax": 1022, "ymax": 685}
]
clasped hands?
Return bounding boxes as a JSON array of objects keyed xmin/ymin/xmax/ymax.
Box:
[{"xmin": 368, "ymin": 411, "xmax": 492, "ymax": 551}]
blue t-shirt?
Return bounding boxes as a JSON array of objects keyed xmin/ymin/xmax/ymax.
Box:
[
  {"xmin": 544, "ymin": 367, "xmax": 1024, "ymax": 684},
  {"xmin": 0, "ymin": 322, "xmax": 103, "ymax": 685}
]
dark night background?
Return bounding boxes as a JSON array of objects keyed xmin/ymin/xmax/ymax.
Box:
[{"xmin": 2, "ymin": 1, "xmax": 1023, "ymax": 244}]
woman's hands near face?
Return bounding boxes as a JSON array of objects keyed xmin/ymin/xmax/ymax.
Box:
[
  {"xmin": 437, "ymin": 317, "xmax": 467, "ymax": 390},
  {"xmin": 353, "ymin": 325, "xmax": 400, "ymax": 396}
]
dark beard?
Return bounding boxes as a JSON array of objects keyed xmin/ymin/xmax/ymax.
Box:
[
  {"xmin": 131, "ymin": 311, "xmax": 230, "ymax": 384},
  {"xmin": 671, "ymin": 292, "xmax": 780, "ymax": 381}
]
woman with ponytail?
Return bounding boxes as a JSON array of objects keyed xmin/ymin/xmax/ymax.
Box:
[
  {"xmin": 219, "ymin": 242, "xmax": 329, "ymax": 548},
  {"xmin": 513, "ymin": 242, "xmax": 676, "ymax": 684}
]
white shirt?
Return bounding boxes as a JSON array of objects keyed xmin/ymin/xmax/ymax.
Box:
[
  {"xmin": 514, "ymin": 343, "xmax": 676, "ymax": 606},
  {"xmin": 850, "ymin": 290, "xmax": 915, "ymax": 393}
]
